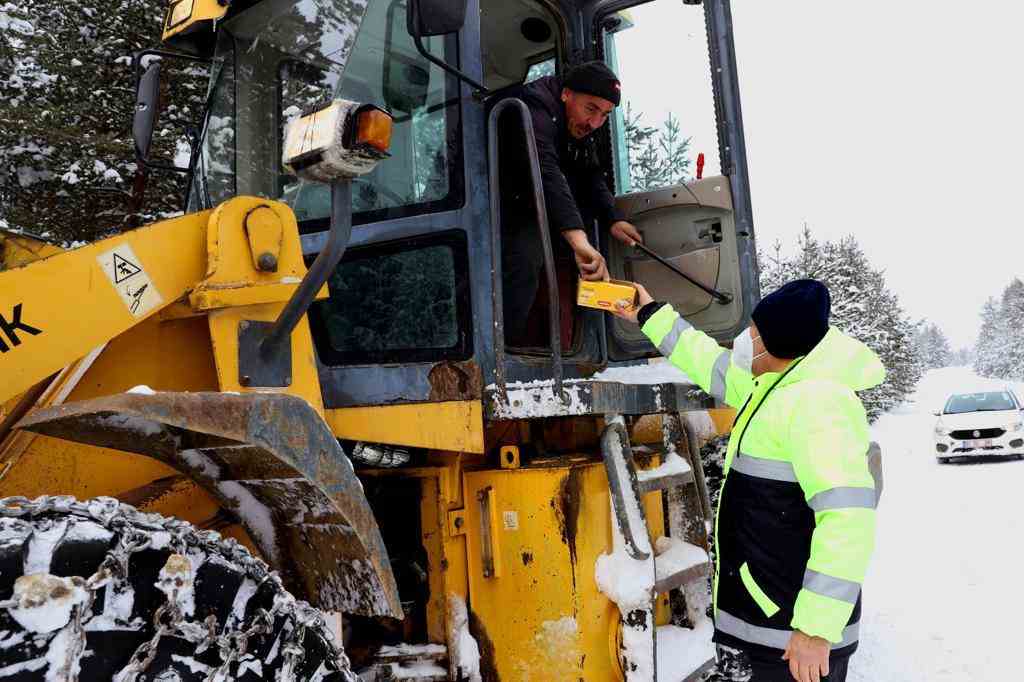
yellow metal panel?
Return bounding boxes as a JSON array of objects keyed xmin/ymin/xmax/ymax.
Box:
[
  {"xmin": 162, "ymin": 0, "xmax": 228, "ymax": 41},
  {"xmin": 189, "ymin": 197, "xmax": 326, "ymax": 312},
  {"xmin": 0, "ymin": 232, "xmax": 64, "ymax": 270},
  {"xmin": 708, "ymin": 407, "xmax": 736, "ymax": 437},
  {"xmin": 325, "ymin": 401, "xmax": 486, "ymax": 453},
  {"xmin": 243, "ymin": 205, "xmax": 284, "ymax": 272},
  {"xmin": 462, "ymin": 458, "xmax": 666, "ymax": 681},
  {"xmin": 0, "ymin": 211, "xmax": 209, "ymax": 406},
  {"xmin": 361, "ymin": 460, "xmax": 471, "ymax": 659},
  {"xmin": 206, "ymin": 304, "xmax": 325, "ymax": 414}
]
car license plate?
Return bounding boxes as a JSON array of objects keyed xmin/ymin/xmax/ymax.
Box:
[{"xmin": 961, "ymin": 439, "xmax": 993, "ymax": 449}]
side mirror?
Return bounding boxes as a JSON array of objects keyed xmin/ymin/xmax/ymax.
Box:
[
  {"xmin": 132, "ymin": 49, "xmax": 211, "ymax": 174},
  {"xmin": 407, "ymin": 0, "xmax": 467, "ymax": 37},
  {"xmin": 133, "ymin": 58, "xmax": 162, "ymax": 163},
  {"xmin": 404, "ymin": 0, "xmax": 487, "ymax": 94},
  {"xmin": 932, "ymin": 411, "xmax": 941, "ymax": 417}
]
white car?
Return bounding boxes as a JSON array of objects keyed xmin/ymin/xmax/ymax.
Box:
[{"xmin": 933, "ymin": 390, "xmax": 1024, "ymax": 463}]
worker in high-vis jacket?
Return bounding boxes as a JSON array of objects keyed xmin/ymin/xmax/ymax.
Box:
[{"xmin": 613, "ymin": 279, "xmax": 882, "ymax": 682}]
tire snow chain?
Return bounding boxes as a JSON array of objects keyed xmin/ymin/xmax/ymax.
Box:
[{"xmin": 0, "ymin": 495, "xmax": 358, "ymax": 682}]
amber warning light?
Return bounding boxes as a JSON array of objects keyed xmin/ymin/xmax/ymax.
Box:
[{"xmin": 354, "ymin": 106, "xmax": 393, "ymax": 156}]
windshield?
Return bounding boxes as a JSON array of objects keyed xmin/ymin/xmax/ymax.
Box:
[
  {"xmin": 190, "ymin": 0, "xmax": 461, "ymax": 225},
  {"xmin": 943, "ymin": 392, "xmax": 1018, "ymax": 414}
]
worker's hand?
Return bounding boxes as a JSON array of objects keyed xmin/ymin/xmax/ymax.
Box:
[
  {"xmin": 782, "ymin": 630, "xmax": 830, "ymax": 682},
  {"xmin": 634, "ymin": 283, "xmax": 654, "ymax": 308},
  {"xmin": 611, "ymin": 283, "xmax": 654, "ymax": 324},
  {"xmin": 563, "ymin": 229, "xmax": 609, "ymax": 281},
  {"xmin": 610, "ymin": 221, "xmax": 643, "ymax": 247}
]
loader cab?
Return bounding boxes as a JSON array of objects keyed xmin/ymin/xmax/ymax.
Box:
[{"xmin": 181, "ymin": 0, "xmax": 758, "ymax": 413}]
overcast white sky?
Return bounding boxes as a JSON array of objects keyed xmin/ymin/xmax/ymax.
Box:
[{"xmin": 614, "ymin": 1, "xmax": 1024, "ymax": 349}]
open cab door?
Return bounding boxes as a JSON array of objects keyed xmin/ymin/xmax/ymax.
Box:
[
  {"xmin": 600, "ymin": 0, "xmax": 757, "ymax": 360},
  {"xmin": 607, "ymin": 175, "xmax": 748, "ymax": 356}
]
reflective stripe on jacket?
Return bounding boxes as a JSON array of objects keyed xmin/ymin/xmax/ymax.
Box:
[{"xmin": 641, "ymin": 304, "xmax": 884, "ymax": 659}]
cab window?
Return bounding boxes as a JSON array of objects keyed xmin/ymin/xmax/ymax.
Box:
[
  {"xmin": 603, "ymin": 3, "xmax": 720, "ymax": 194},
  {"xmin": 308, "ymin": 231, "xmax": 472, "ymax": 365},
  {"xmin": 279, "ymin": 0, "xmax": 463, "ymax": 225}
]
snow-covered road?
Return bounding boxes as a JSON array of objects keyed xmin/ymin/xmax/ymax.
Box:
[{"xmin": 851, "ymin": 367, "xmax": 1024, "ymax": 681}]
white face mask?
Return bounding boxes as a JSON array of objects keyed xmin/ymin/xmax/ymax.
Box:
[{"xmin": 732, "ymin": 328, "xmax": 768, "ymax": 374}]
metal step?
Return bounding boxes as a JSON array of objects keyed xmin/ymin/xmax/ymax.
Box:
[
  {"xmin": 368, "ymin": 644, "xmax": 449, "ymax": 681},
  {"xmin": 684, "ymin": 657, "xmax": 717, "ymax": 681},
  {"xmin": 635, "ymin": 449, "xmax": 695, "ymax": 494},
  {"xmin": 653, "ymin": 536, "xmax": 711, "ymax": 594}
]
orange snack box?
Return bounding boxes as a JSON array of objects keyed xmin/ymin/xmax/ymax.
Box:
[{"xmin": 576, "ymin": 279, "xmax": 638, "ymax": 311}]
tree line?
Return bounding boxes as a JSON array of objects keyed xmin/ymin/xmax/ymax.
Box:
[
  {"xmin": 1, "ymin": 1, "xmax": 203, "ymax": 244},
  {"xmin": 759, "ymin": 226, "xmax": 922, "ymax": 420},
  {"xmin": 973, "ymin": 278, "xmax": 1024, "ymax": 381}
]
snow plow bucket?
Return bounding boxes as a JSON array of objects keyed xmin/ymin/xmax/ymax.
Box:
[{"xmin": 16, "ymin": 391, "xmax": 403, "ymax": 619}]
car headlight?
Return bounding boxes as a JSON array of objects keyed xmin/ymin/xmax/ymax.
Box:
[
  {"xmin": 1007, "ymin": 420, "xmax": 1023, "ymax": 433},
  {"xmin": 934, "ymin": 424, "xmax": 948, "ymax": 437}
]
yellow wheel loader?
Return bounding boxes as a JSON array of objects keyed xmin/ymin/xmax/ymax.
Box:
[{"xmin": 0, "ymin": 0, "xmax": 757, "ymax": 679}]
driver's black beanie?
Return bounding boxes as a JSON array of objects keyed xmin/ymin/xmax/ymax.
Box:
[
  {"xmin": 563, "ymin": 61, "xmax": 621, "ymax": 106},
  {"xmin": 751, "ymin": 279, "xmax": 831, "ymax": 359}
]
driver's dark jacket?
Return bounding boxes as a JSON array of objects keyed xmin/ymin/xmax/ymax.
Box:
[{"xmin": 497, "ymin": 75, "xmax": 624, "ymax": 234}]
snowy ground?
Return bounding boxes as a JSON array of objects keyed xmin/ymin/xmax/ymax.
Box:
[{"xmin": 851, "ymin": 367, "xmax": 1024, "ymax": 681}]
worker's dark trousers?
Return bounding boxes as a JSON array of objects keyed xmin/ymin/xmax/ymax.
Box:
[
  {"xmin": 747, "ymin": 655, "xmax": 850, "ymax": 681},
  {"xmin": 500, "ymin": 221, "xmax": 545, "ymax": 345}
]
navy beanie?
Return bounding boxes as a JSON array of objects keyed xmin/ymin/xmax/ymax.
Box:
[
  {"xmin": 563, "ymin": 61, "xmax": 621, "ymax": 106},
  {"xmin": 751, "ymin": 279, "xmax": 831, "ymax": 359}
]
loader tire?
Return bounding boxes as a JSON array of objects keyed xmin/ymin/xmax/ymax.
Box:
[{"xmin": 0, "ymin": 496, "xmax": 357, "ymax": 681}]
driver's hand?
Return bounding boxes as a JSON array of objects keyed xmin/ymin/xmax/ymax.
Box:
[
  {"xmin": 574, "ymin": 243, "xmax": 609, "ymax": 281},
  {"xmin": 610, "ymin": 221, "xmax": 643, "ymax": 247},
  {"xmin": 563, "ymin": 229, "xmax": 609, "ymax": 281}
]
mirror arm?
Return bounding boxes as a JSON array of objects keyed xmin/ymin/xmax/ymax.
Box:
[{"xmin": 408, "ymin": 0, "xmax": 489, "ymax": 95}]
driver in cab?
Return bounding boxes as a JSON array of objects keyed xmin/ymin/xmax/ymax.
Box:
[{"xmin": 499, "ymin": 61, "xmax": 642, "ymax": 345}]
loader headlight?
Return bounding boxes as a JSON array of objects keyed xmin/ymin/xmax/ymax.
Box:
[{"xmin": 282, "ymin": 100, "xmax": 393, "ymax": 182}]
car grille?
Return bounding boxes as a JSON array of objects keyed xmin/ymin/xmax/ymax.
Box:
[{"xmin": 950, "ymin": 428, "xmax": 1005, "ymax": 440}]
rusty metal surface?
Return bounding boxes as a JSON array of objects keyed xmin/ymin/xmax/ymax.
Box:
[
  {"xmin": 16, "ymin": 390, "xmax": 402, "ymax": 618},
  {"xmin": 427, "ymin": 359, "xmax": 483, "ymax": 402}
]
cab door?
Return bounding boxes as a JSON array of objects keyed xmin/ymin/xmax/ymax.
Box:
[{"xmin": 596, "ymin": 0, "xmax": 758, "ymax": 359}]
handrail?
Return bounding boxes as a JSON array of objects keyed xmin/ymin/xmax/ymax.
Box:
[{"xmin": 487, "ymin": 98, "xmax": 563, "ymax": 400}]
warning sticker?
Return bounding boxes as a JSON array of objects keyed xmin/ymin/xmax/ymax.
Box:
[
  {"xmin": 97, "ymin": 244, "xmax": 163, "ymax": 318},
  {"xmin": 502, "ymin": 510, "xmax": 519, "ymax": 531}
]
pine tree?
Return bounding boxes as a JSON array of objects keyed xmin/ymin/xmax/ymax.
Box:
[
  {"xmin": 0, "ymin": 0, "xmax": 206, "ymax": 243},
  {"xmin": 913, "ymin": 322, "xmax": 953, "ymax": 370},
  {"xmin": 756, "ymin": 239, "xmax": 789, "ymax": 295},
  {"xmin": 973, "ymin": 297, "xmax": 1004, "ymax": 378},
  {"xmin": 623, "ymin": 104, "xmax": 693, "ymax": 192},
  {"xmin": 999, "ymin": 279, "xmax": 1024, "ymax": 380},
  {"xmin": 759, "ymin": 229, "xmax": 922, "ymax": 420}
]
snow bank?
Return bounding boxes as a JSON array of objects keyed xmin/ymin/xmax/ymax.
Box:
[{"xmin": 851, "ymin": 367, "xmax": 1024, "ymax": 681}]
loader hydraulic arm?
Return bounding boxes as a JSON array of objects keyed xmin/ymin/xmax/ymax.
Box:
[
  {"xmin": 1, "ymin": 211, "xmax": 210, "ymax": 406},
  {"xmin": 0, "ymin": 197, "xmax": 318, "ymax": 408}
]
